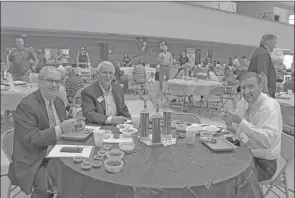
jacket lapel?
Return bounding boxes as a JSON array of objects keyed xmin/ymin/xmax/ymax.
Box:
[
  {"xmin": 112, "ymin": 85, "xmax": 122, "ymax": 115},
  {"xmin": 35, "ymin": 90, "xmax": 50, "ymax": 128},
  {"xmin": 95, "ymin": 82, "xmax": 106, "ymax": 114}
]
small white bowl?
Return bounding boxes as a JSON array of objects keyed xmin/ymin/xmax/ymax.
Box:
[
  {"xmin": 119, "ymin": 142, "xmax": 135, "ymax": 153},
  {"xmin": 116, "ymin": 124, "xmax": 133, "ymax": 130},
  {"xmin": 203, "ymin": 125, "xmax": 220, "ymax": 132},
  {"xmin": 104, "ymin": 159, "xmax": 124, "ymax": 173},
  {"xmin": 200, "ymin": 131, "xmax": 216, "ymax": 137},
  {"xmin": 106, "ymin": 149, "xmax": 124, "ymax": 160},
  {"xmin": 120, "ymin": 128, "xmax": 138, "ymax": 137}
]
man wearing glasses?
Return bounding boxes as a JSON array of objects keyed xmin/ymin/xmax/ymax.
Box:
[
  {"xmin": 81, "ymin": 61, "xmax": 131, "ymax": 125},
  {"xmin": 8, "ymin": 66, "xmax": 76, "ymax": 198}
]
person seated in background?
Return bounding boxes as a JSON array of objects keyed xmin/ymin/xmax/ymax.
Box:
[
  {"xmin": 64, "ymin": 66, "xmax": 84, "ymax": 104},
  {"xmin": 81, "ymin": 61, "xmax": 131, "ymax": 125},
  {"xmin": 283, "ymin": 69, "xmax": 294, "ymax": 93},
  {"xmin": 56, "ymin": 66, "xmax": 69, "ymax": 107},
  {"xmin": 123, "ymin": 53, "xmax": 132, "ymax": 67},
  {"xmin": 222, "ymin": 72, "xmax": 282, "ymax": 182},
  {"xmin": 222, "ymin": 67, "xmax": 239, "ymax": 86},
  {"xmin": 207, "ymin": 65, "xmax": 219, "ymax": 81},
  {"xmin": 132, "ymin": 59, "xmax": 146, "ymax": 84},
  {"xmin": 113, "ymin": 61, "xmax": 129, "ymax": 92},
  {"xmin": 8, "ymin": 66, "xmax": 76, "ymax": 198}
]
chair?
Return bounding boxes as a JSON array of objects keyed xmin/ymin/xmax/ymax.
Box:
[
  {"xmin": 200, "ymin": 86, "xmax": 224, "ymax": 115},
  {"xmin": 259, "ymin": 133, "xmax": 294, "ymax": 198},
  {"xmin": 131, "ymin": 66, "xmax": 147, "ymax": 95},
  {"xmin": 281, "ymin": 106, "xmax": 294, "ymax": 136},
  {"xmin": 1, "ymin": 129, "xmax": 58, "ymax": 198},
  {"xmin": 1, "ymin": 129, "xmax": 22, "ymax": 198},
  {"xmin": 219, "ymin": 85, "xmax": 238, "ymax": 111},
  {"xmin": 171, "ymin": 112, "xmax": 201, "ymax": 124},
  {"xmin": 75, "ymin": 110, "xmax": 84, "ymax": 119},
  {"xmin": 167, "ymin": 84, "xmax": 187, "ymax": 112},
  {"xmin": 73, "ymin": 87, "xmax": 84, "ymax": 112}
]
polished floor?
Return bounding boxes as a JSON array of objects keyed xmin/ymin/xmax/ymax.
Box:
[{"xmin": 1, "ymin": 98, "xmax": 294, "ymax": 198}]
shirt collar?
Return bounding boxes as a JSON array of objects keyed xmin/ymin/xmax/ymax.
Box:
[
  {"xmin": 248, "ymin": 92, "xmax": 268, "ymax": 110},
  {"xmin": 41, "ymin": 93, "xmax": 54, "ymax": 106},
  {"xmin": 99, "ymin": 81, "xmax": 112, "ymax": 94}
]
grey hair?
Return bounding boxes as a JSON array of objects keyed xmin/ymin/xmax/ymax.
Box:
[
  {"xmin": 39, "ymin": 66, "xmax": 62, "ymax": 80},
  {"xmin": 96, "ymin": 61, "xmax": 115, "ymax": 74},
  {"xmin": 260, "ymin": 34, "xmax": 277, "ymax": 46}
]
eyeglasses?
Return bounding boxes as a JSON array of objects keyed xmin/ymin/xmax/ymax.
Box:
[{"xmin": 41, "ymin": 78, "xmax": 62, "ymax": 85}]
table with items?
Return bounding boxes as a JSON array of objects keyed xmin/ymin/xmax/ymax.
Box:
[
  {"xmin": 1, "ymin": 82, "xmax": 38, "ymax": 123},
  {"xmin": 49, "ymin": 114, "xmax": 263, "ymax": 198}
]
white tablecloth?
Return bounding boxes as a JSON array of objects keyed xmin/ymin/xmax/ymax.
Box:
[{"xmin": 163, "ymin": 79, "xmax": 223, "ymax": 96}]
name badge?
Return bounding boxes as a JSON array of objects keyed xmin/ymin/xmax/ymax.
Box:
[{"xmin": 97, "ymin": 96, "xmax": 104, "ymax": 103}]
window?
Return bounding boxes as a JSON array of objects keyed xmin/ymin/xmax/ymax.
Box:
[{"xmin": 289, "ymin": 15, "xmax": 294, "ymax": 25}]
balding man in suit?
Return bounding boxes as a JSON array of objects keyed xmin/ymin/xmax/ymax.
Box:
[{"xmin": 8, "ymin": 66, "xmax": 76, "ymax": 198}]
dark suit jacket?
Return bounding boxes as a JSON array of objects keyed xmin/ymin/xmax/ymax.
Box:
[
  {"xmin": 81, "ymin": 81, "xmax": 131, "ymax": 125},
  {"xmin": 114, "ymin": 64, "xmax": 124, "ymax": 82},
  {"xmin": 248, "ymin": 45, "xmax": 277, "ymax": 97},
  {"xmin": 8, "ymin": 90, "xmax": 67, "ymax": 195}
]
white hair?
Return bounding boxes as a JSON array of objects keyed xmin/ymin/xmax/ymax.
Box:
[
  {"xmin": 96, "ymin": 61, "xmax": 115, "ymax": 73},
  {"xmin": 39, "ymin": 66, "xmax": 62, "ymax": 80}
]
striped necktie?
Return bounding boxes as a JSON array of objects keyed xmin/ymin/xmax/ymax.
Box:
[
  {"xmin": 244, "ymin": 106, "xmax": 251, "ymax": 122},
  {"xmin": 48, "ymin": 101, "xmax": 57, "ymax": 127}
]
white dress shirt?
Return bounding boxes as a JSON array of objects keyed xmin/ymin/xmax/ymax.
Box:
[
  {"xmin": 99, "ymin": 83, "xmax": 117, "ymax": 124},
  {"xmin": 235, "ymin": 93, "xmax": 282, "ymax": 160}
]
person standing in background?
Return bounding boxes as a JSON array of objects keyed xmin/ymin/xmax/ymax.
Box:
[
  {"xmin": 157, "ymin": 45, "xmax": 173, "ymax": 90},
  {"xmin": 233, "ymin": 56, "xmax": 240, "ymax": 68},
  {"xmin": 228, "ymin": 57, "xmax": 233, "ymax": 66},
  {"xmin": 77, "ymin": 46, "xmax": 90, "ymax": 68},
  {"xmin": 36, "ymin": 49, "xmax": 46, "ymax": 73},
  {"xmin": 240, "ymin": 56, "xmax": 249, "ymax": 71},
  {"xmin": 7, "ymin": 36, "xmax": 39, "ymax": 81},
  {"xmin": 123, "ymin": 53, "xmax": 132, "ymax": 67},
  {"xmin": 178, "ymin": 51, "xmax": 189, "ymax": 67},
  {"xmin": 248, "ymin": 34, "xmax": 277, "ymax": 98}
]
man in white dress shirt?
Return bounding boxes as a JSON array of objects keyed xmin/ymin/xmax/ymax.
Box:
[
  {"xmin": 223, "ymin": 72, "xmax": 282, "ymax": 182},
  {"xmin": 81, "ymin": 61, "xmax": 131, "ymax": 125}
]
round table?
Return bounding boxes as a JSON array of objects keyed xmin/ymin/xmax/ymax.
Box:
[
  {"xmin": 163, "ymin": 79, "xmax": 223, "ymax": 96},
  {"xmin": 57, "ymin": 120, "xmax": 262, "ymax": 198},
  {"xmin": 1, "ymin": 85, "xmax": 38, "ymax": 111}
]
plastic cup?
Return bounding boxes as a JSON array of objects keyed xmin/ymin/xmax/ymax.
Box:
[
  {"xmin": 93, "ymin": 129, "xmax": 105, "ymax": 147},
  {"xmin": 186, "ymin": 130, "xmax": 197, "ymax": 145}
]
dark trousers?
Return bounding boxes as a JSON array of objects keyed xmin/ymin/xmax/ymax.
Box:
[
  {"xmin": 254, "ymin": 157, "xmax": 277, "ymax": 182},
  {"xmin": 31, "ymin": 159, "xmax": 59, "ymax": 198}
]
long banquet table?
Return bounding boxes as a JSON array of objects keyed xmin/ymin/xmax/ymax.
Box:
[
  {"xmin": 163, "ymin": 79, "xmax": 223, "ymax": 96},
  {"xmin": 54, "ymin": 118, "xmax": 262, "ymax": 198}
]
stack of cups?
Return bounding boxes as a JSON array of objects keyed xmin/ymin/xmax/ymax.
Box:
[{"xmin": 186, "ymin": 125, "xmax": 203, "ymax": 145}]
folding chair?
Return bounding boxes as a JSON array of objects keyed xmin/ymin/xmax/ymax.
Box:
[
  {"xmin": 73, "ymin": 87, "xmax": 84, "ymax": 113},
  {"xmin": 1, "ymin": 129, "xmax": 22, "ymax": 198},
  {"xmin": 218, "ymin": 84, "xmax": 239, "ymax": 111},
  {"xmin": 200, "ymin": 86, "xmax": 224, "ymax": 115},
  {"xmin": 259, "ymin": 133, "xmax": 294, "ymax": 198},
  {"xmin": 167, "ymin": 84, "xmax": 187, "ymax": 112},
  {"xmin": 1, "ymin": 129, "xmax": 58, "ymax": 198},
  {"xmin": 171, "ymin": 112, "xmax": 201, "ymax": 124},
  {"xmin": 75, "ymin": 110, "xmax": 84, "ymax": 119}
]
